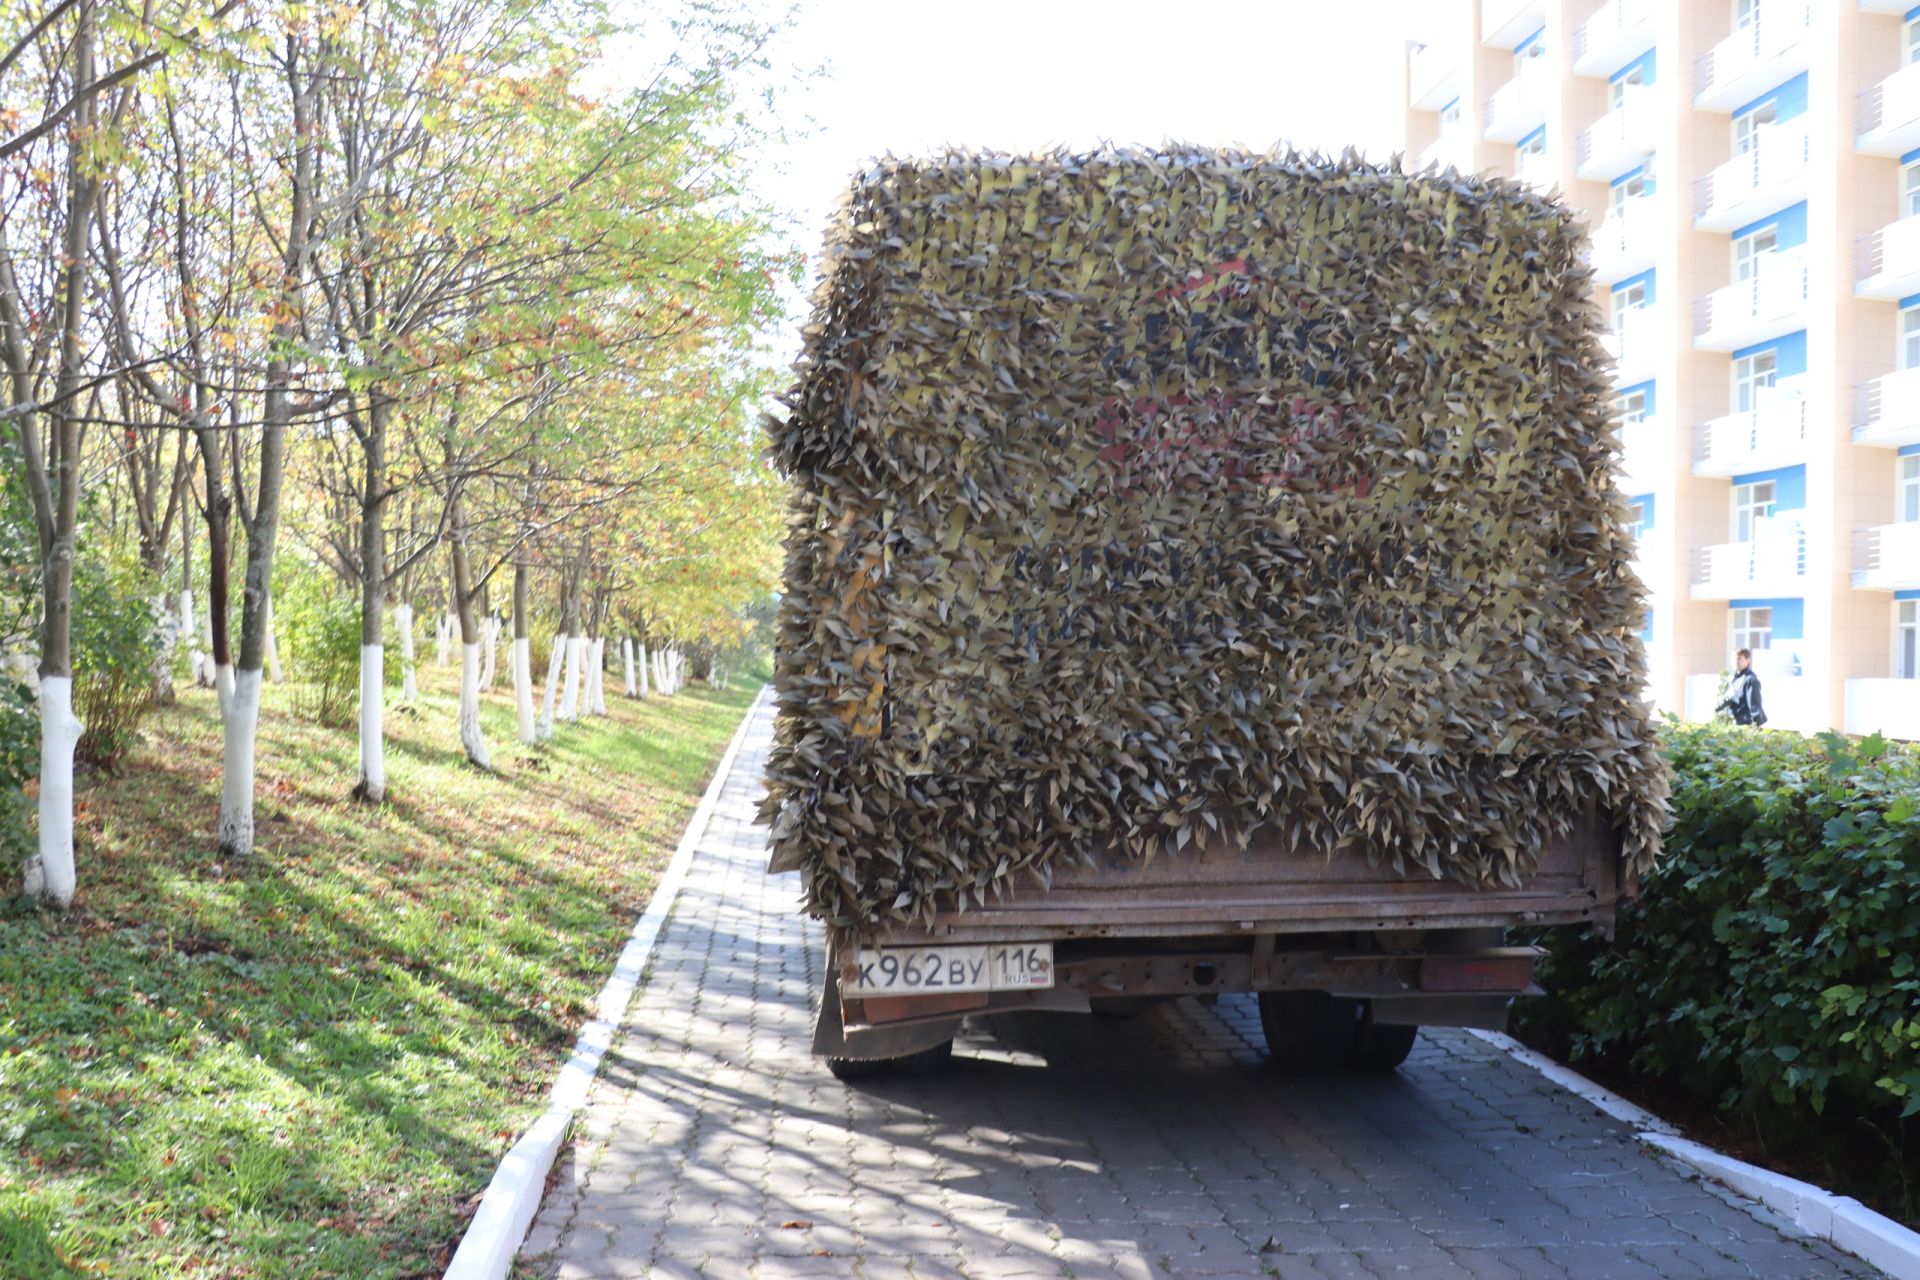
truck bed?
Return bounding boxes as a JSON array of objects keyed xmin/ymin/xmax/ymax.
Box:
[{"xmin": 876, "ymin": 810, "xmax": 1620, "ymax": 945}]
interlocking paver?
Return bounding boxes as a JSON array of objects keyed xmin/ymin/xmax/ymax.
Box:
[{"xmin": 519, "ymin": 697, "xmax": 1880, "ymax": 1279}]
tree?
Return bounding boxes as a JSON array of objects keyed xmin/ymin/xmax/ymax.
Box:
[{"xmin": 3, "ymin": 0, "xmax": 118, "ymax": 906}]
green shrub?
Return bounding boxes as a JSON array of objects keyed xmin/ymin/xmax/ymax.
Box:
[
  {"xmin": 71, "ymin": 556, "xmax": 161, "ymax": 771},
  {"xmin": 1520, "ymin": 722, "xmax": 1920, "ymax": 1209},
  {"xmin": 0, "ymin": 676, "xmax": 34, "ymax": 867},
  {"xmin": 275, "ymin": 569, "xmax": 400, "ymax": 725},
  {"xmin": 276, "ymin": 569, "xmax": 361, "ymax": 727}
]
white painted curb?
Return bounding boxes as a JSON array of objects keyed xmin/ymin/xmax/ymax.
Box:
[
  {"xmin": 1469, "ymin": 1028, "xmax": 1920, "ymax": 1280},
  {"xmin": 443, "ymin": 687, "xmax": 770, "ymax": 1280}
]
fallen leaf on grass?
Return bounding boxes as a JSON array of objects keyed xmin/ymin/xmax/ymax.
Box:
[{"xmin": 779, "ymin": 1219, "xmax": 812, "ymax": 1230}]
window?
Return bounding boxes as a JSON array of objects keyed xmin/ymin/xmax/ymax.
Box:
[
  {"xmin": 1610, "ymin": 171, "xmax": 1650, "ymax": 214},
  {"xmin": 1611, "ymin": 279, "xmax": 1649, "ymax": 328},
  {"xmin": 1518, "ymin": 131, "xmax": 1546, "ymax": 159},
  {"xmin": 1904, "ymin": 307, "xmax": 1920, "ymax": 371},
  {"xmin": 1736, "ymin": 0, "xmax": 1760, "ymax": 32},
  {"xmin": 1440, "ymin": 99, "xmax": 1462, "ymax": 130},
  {"xmin": 1627, "ymin": 499, "xmax": 1652, "ymax": 537},
  {"xmin": 1516, "ymin": 35, "xmax": 1546, "ymax": 73},
  {"xmin": 1733, "ymin": 480, "xmax": 1776, "ymax": 541},
  {"xmin": 1898, "ymin": 600, "xmax": 1919, "ymax": 680},
  {"xmin": 1900, "ymin": 454, "xmax": 1920, "ymax": 524},
  {"xmin": 1734, "ymin": 101, "xmax": 1777, "ymax": 155},
  {"xmin": 1617, "ymin": 389, "xmax": 1650, "ymax": 424},
  {"xmin": 1609, "ymin": 65, "xmax": 1646, "ymax": 111},
  {"xmin": 1731, "ymin": 606, "xmax": 1772, "ymax": 654},
  {"xmin": 1733, "ymin": 350, "xmax": 1778, "ymax": 413},
  {"xmin": 1906, "ymin": 160, "xmax": 1920, "ymax": 219},
  {"xmin": 1733, "ymin": 225, "xmax": 1779, "ymax": 282},
  {"xmin": 1907, "ymin": 17, "xmax": 1920, "ymax": 67}
]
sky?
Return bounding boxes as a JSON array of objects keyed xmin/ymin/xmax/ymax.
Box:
[{"xmin": 758, "ymin": 0, "xmax": 1443, "ymax": 258}]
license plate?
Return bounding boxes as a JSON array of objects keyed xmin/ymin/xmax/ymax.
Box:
[{"xmin": 849, "ymin": 944, "xmax": 1054, "ymax": 996}]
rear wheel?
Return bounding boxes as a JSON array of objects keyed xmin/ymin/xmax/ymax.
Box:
[
  {"xmin": 825, "ymin": 1037, "xmax": 954, "ymax": 1082},
  {"xmin": 1257, "ymin": 990, "xmax": 1364, "ymax": 1073},
  {"xmin": 1345, "ymin": 1010, "xmax": 1418, "ymax": 1072}
]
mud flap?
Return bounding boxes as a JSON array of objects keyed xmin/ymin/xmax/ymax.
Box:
[{"xmin": 812, "ymin": 965, "xmax": 965, "ymax": 1061}]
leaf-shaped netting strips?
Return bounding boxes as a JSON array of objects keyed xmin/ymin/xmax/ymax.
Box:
[{"xmin": 763, "ymin": 148, "xmax": 1669, "ymax": 930}]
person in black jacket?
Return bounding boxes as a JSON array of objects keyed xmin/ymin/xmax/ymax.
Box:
[{"xmin": 1717, "ymin": 648, "xmax": 1768, "ymax": 727}]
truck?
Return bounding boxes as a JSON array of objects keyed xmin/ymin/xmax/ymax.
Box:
[{"xmin": 765, "ymin": 150, "xmax": 1666, "ymax": 1080}]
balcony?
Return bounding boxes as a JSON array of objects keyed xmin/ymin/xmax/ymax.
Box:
[
  {"xmin": 1418, "ymin": 128, "xmax": 1478, "ymax": 175},
  {"xmin": 1517, "ymin": 147, "xmax": 1555, "ymax": 191},
  {"xmin": 1694, "ymin": 122, "xmax": 1810, "ymax": 232},
  {"xmin": 1616, "ymin": 416, "xmax": 1666, "ymax": 491},
  {"xmin": 1857, "ymin": 61, "xmax": 1920, "ymax": 157},
  {"xmin": 1853, "ymin": 368, "xmax": 1920, "ymax": 449},
  {"xmin": 1693, "ymin": 3, "xmax": 1811, "ymax": 113},
  {"xmin": 1693, "ymin": 379, "xmax": 1808, "ymax": 477},
  {"xmin": 1845, "ymin": 678, "xmax": 1920, "ymax": 741},
  {"xmin": 1409, "ymin": 42, "xmax": 1462, "ymax": 112},
  {"xmin": 1482, "ymin": 0, "xmax": 1545, "ymax": 51},
  {"xmin": 1601, "ymin": 305, "xmax": 1662, "ymax": 386},
  {"xmin": 1694, "ymin": 248, "xmax": 1808, "ymax": 351},
  {"xmin": 1576, "ymin": 88, "xmax": 1659, "ymax": 181},
  {"xmin": 1573, "ymin": 0, "xmax": 1657, "ymax": 78},
  {"xmin": 1856, "ymin": 213, "xmax": 1920, "ymax": 300},
  {"xmin": 1854, "ymin": 521, "xmax": 1920, "ymax": 591},
  {"xmin": 1485, "ymin": 57, "xmax": 1551, "ymax": 143},
  {"xmin": 1691, "ymin": 527, "xmax": 1807, "ymax": 600},
  {"xmin": 1590, "ymin": 199, "xmax": 1658, "ymax": 282},
  {"xmin": 1683, "ymin": 669, "xmax": 1823, "ymax": 732}
]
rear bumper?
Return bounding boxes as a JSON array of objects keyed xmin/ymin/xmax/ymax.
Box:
[{"xmin": 828, "ymin": 934, "xmax": 1543, "ymax": 1038}]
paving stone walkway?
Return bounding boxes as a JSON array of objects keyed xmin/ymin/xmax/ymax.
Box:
[{"xmin": 519, "ymin": 696, "xmax": 1877, "ymax": 1280}]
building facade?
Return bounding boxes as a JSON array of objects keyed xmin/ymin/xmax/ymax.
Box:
[{"xmin": 1403, "ymin": 0, "xmax": 1920, "ymax": 738}]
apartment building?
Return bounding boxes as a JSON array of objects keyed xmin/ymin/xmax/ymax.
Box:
[{"xmin": 1402, "ymin": 0, "xmax": 1920, "ymax": 738}]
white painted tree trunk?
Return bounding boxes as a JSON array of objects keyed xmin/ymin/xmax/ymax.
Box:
[
  {"xmin": 23, "ymin": 677, "xmax": 82, "ymax": 909},
  {"xmin": 397, "ymin": 603, "xmax": 418, "ymax": 702},
  {"xmin": 588, "ymin": 638, "xmax": 608, "ymax": 716},
  {"xmin": 358, "ymin": 644, "xmax": 386, "ymax": 801},
  {"xmin": 581, "ymin": 639, "xmax": 597, "ymax": 716},
  {"xmin": 217, "ymin": 666, "xmax": 263, "ymax": 855},
  {"xmin": 537, "ymin": 633, "xmax": 564, "ymax": 741},
  {"xmin": 435, "ymin": 614, "xmax": 451, "ymax": 666},
  {"xmin": 622, "ymin": 637, "xmax": 635, "ymax": 697},
  {"xmin": 152, "ymin": 592, "xmax": 178, "ymax": 703},
  {"xmin": 480, "ymin": 617, "xmax": 498, "ymax": 688},
  {"xmin": 263, "ymin": 594, "xmax": 284, "ymax": 683},
  {"xmin": 637, "ymin": 640, "xmax": 650, "ymax": 698},
  {"xmin": 513, "ymin": 637, "xmax": 536, "ymax": 744},
  {"xmin": 459, "ymin": 641, "xmax": 490, "ymax": 768},
  {"xmin": 198, "ymin": 608, "xmax": 216, "ymax": 688},
  {"xmin": 559, "ymin": 633, "xmax": 583, "ymax": 722},
  {"xmin": 181, "ymin": 588, "xmax": 206, "ymax": 686},
  {"xmin": 651, "ymin": 646, "xmax": 665, "ymax": 695}
]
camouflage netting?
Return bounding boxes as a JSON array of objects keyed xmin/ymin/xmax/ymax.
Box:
[{"xmin": 762, "ymin": 148, "xmax": 1669, "ymax": 932}]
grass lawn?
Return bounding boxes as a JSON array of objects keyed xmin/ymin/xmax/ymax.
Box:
[{"xmin": 0, "ymin": 658, "xmax": 765, "ymax": 1278}]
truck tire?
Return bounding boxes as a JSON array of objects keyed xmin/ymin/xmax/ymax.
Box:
[
  {"xmin": 825, "ymin": 1037, "xmax": 954, "ymax": 1082},
  {"xmin": 1257, "ymin": 991, "xmax": 1364, "ymax": 1073},
  {"xmin": 1345, "ymin": 1008, "xmax": 1417, "ymax": 1072}
]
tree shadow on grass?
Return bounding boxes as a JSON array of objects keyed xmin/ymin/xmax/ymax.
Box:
[{"xmin": 0, "ymin": 685, "xmax": 761, "ymax": 1277}]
